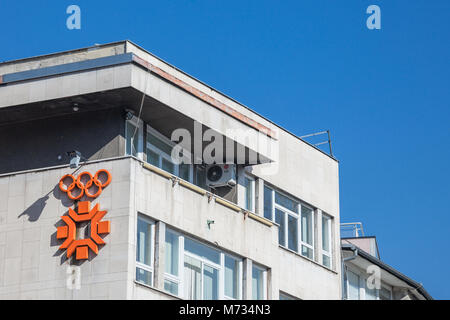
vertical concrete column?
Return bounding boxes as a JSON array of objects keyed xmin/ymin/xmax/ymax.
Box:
[
  {"xmin": 154, "ymin": 221, "xmax": 166, "ymax": 290},
  {"xmin": 243, "ymin": 258, "xmax": 253, "ymax": 300},
  {"xmin": 236, "ymin": 165, "xmax": 246, "ymax": 208},
  {"xmin": 267, "ymin": 267, "xmax": 279, "ymax": 300},
  {"xmin": 316, "ymin": 209, "xmax": 323, "ymax": 264},
  {"xmin": 255, "ymin": 177, "xmax": 264, "ymax": 216}
]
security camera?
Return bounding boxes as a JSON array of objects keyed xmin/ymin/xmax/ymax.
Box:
[
  {"xmin": 123, "ymin": 108, "xmax": 135, "ymax": 120},
  {"xmin": 67, "ymin": 150, "xmax": 82, "ymax": 169}
]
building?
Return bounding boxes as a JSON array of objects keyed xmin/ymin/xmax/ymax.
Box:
[
  {"xmin": 340, "ymin": 223, "xmax": 432, "ymax": 300},
  {"xmin": 0, "ymin": 41, "xmax": 341, "ymax": 300}
]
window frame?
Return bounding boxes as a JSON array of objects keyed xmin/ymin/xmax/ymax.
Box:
[
  {"xmin": 244, "ymin": 174, "xmax": 256, "ymax": 213},
  {"xmin": 321, "ymin": 213, "xmax": 333, "ymax": 268},
  {"xmin": 252, "ymin": 263, "xmax": 268, "ymax": 300},
  {"xmin": 135, "ymin": 214, "xmax": 155, "ymax": 287},
  {"xmin": 345, "ymin": 266, "xmax": 387, "ymax": 300},
  {"xmin": 146, "ymin": 124, "xmax": 193, "ymax": 182},
  {"xmin": 164, "ymin": 228, "xmax": 184, "ymax": 296},
  {"xmin": 299, "ymin": 203, "xmax": 315, "ymax": 259},
  {"xmin": 125, "ymin": 116, "xmax": 144, "ymax": 159},
  {"xmin": 264, "ymin": 184, "xmax": 316, "ymax": 260},
  {"xmin": 163, "ymin": 229, "xmax": 243, "ymax": 300}
]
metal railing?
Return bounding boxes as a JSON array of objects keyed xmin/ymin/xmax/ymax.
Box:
[{"xmin": 340, "ymin": 222, "xmax": 365, "ymax": 238}]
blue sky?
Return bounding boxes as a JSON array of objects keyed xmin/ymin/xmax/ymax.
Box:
[{"xmin": 1, "ymin": 1, "xmax": 448, "ymax": 299}]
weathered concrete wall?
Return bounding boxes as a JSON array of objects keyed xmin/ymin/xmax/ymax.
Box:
[
  {"xmin": 0, "ymin": 158, "xmax": 133, "ymax": 299},
  {"xmin": 0, "ymin": 42, "xmax": 126, "ymax": 75},
  {"xmin": 0, "ymin": 108, "xmax": 124, "ymax": 174},
  {"xmin": 132, "ymin": 159, "xmax": 341, "ymax": 300}
]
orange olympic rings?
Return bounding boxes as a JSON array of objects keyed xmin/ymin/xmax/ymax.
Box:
[{"xmin": 59, "ymin": 170, "xmax": 111, "ymax": 200}]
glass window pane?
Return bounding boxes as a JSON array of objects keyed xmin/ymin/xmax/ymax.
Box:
[
  {"xmin": 203, "ymin": 265, "xmax": 219, "ymax": 300},
  {"xmin": 165, "ymin": 230, "xmax": 179, "ymax": 276},
  {"xmin": 147, "ymin": 148, "xmax": 159, "ymax": 167},
  {"xmin": 225, "ymin": 256, "xmax": 240, "ymax": 299},
  {"xmin": 164, "ymin": 279, "xmax": 179, "ymax": 296},
  {"xmin": 301, "ymin": 206, "xmax": 313, "ymax": 245},
  {"xmin": 252, "ymin": 266, "xmax": 264, "ymax": 300},
  {"xmin": 184, "ymin": 255, "xmax": 202, "ymax": 299},
  {"xmin": 347, "ymin": 271, "xmax": 360, "ymax": 300},
  {"xmin": 301, "ymin": 245, "xmax": 313, "ymax": 259},
  {"xmin": 184, "ymin": 238, "xmax": 220, "ymax": 264},
  {"xmin": 263, "ymin": 186, "xmax": 273, "ymax": 220},
  {"xmin": 162, "ymin": 158, "xmax": 175, "ymax": 174},
  {"xmin": 147, "ymin": 131, "xmax": 173, "ymax": 155},
  {"xmin": 194, "ymin": 166, "xmax": 207, "ymax": 189},
  {"xmin": 322, "ymin": 216, "xmax": 330, "ymax": 252},
  {"xmin": 275, "ymin": 208, "xmax": 286, "ymax": 247},
  {"xmin": 136, "ymin": 217, "xmax": 152, "ymax": 266},
  {"xmin": 179, "ymin": 163, "xmax": 191, "ymax": 181},
  {"xmin": 136, "ymin": 267, "xmax": 152, "ymax": 286},
  {"xmin": 244, "ymin": 177, "xmax": 254, "ymax": 211},
  {"xmin": 287, "ymin": 215, "xmax": 298, "ymax": 252},
  {"xmin": 322, "ymin": 254, "xmax": 331, "ymax": 268},
  {"xmin": 126, "ymin": 122, "xmax": 139, "ymax": 156},
  {"xmin": 275, "ymin": 191, "xmax": 297, "ymax": 212}
]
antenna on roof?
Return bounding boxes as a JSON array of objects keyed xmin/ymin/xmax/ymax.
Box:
[{"xmin": 300, "ymin": 130, "xmax": 333, "ymax": 157}]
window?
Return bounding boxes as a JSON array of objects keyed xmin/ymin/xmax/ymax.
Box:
[
  {"xmin": 263, "ymin": 186, "xmax": 273, "ymax": 220},
  {"xmin": 252, "ymin": 265, "xmax": 267, "ymax": 300},
  {"xmin": 184, "ymin": 237, "xmax": 221, "ymax": 300},
  {"xmin": 347, "ymin": 270, "xmax": 360, "ymax": 300},
  {"xmin": 164, "ymin": 229, "xmax": 243, "ymax": 300},
  {"xmin": 136, "ymin": 215, "xmax": 154, "ymax": 286},
  {"xmin": 345, "ymin": 268, "xmax": 386, "ymax": 300},
  {"xmin": 146, "ymin": 125, "xmax": 192, "ymax": 182},
  {"xmin": 224, "ymin": 255, "xmax": 241, "ymax": 299},
  {"xmin": 264, "ymin": 185, "xmax": 315, "ymax": 260},
  {"xmin": 300, "ymin": 205, "xmax": 314, "ymax": 259},
  {"xmin": 164, "ymin": 229, "xmax": 181, "ymax": 295},
  {"xmin": 125, "ymin": 117, "xmax": 143, "ymax": 158},
  {"xmin": 321, "ymin": 214, "xmax": 332, "ymax": 268},
  {"xmin": 194, "ymin": 165, "xmax": 207, "ymax": 189},
  {"xmin": 244, "ymin": 175, "xmax": 255, "ymax": 212}
]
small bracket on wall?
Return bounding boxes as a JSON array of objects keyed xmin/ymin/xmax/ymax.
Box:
[{"xmin": 171, "ymin": 177, "xmax": 179, "ymax": 187}]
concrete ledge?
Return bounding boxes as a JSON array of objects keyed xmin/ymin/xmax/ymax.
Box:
[
  {"xmin": 214, "ymin": 197, "xmax": 241, "ymax": 212},
  {"xmin": 142, "ymin": 162, "xmax": 174, "ymax": 179},
  {"xmin": 178, "ymin": 179, "xmax": 207, "ymax": 196},
  {"xmin": 246, "ymin": 211, "xmax": 273, "ymax": 227}
]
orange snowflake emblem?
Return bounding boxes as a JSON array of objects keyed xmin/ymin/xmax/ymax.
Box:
[{"xmin": 57, "ymin": 170, "xmax": 111, "ymax": 260}]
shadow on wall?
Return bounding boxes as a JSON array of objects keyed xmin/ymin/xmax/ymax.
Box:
[
  {"xmin": 18, "ymin": 184, "xmax": 74, "ymax": 222},
  {"xmin": 18, "ymin": 193, "xmax": 50, "ymax": 222}
]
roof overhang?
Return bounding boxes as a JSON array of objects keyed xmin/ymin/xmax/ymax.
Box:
[{"xmin": 342, "ymin": 244, "xmax": 432, "ymax": 300}]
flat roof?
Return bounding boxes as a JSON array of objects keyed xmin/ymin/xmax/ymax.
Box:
[{"xmin": 0, "ymin": 40, "xmax": 338, "ymax": 162}]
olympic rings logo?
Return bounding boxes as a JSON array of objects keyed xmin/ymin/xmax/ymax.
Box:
[{"xmin": 59, "ymin": 169, "xmax": 112, "ymax": 200}]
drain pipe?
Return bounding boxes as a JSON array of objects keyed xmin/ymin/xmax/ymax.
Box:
[{"xmin": 341, "ymin": 245, "xmax": 358, "ymax": 300}]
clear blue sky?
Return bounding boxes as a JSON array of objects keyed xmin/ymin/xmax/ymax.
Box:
[{"xmin": 1, "ymin": 0, "xmax": 448, "ymax": 299}]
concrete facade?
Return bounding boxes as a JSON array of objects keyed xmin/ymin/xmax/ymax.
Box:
[{"xmin": 0, "ymin": 41, "xmax": 341, "ymax": 300}]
